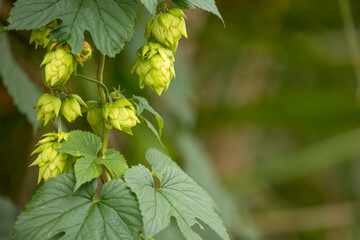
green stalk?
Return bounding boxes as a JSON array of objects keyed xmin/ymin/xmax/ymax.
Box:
[
  {"xmin": 77, "ymin": 74, "xmax": 111, "ymax": 100},
  {"xmin": 97, "ymin": 54, "xmax": 113, "ymax": 182},
  {"xmin": 97, "ymin": 54, "xmax": 107, "ymax": 156}
]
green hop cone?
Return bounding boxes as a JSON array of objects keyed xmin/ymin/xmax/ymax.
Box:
[
  {"xmin": 29, "ymin": 20, "xmax": 58, "ymax": 49},
  {"xmin": 75, "ymin": 41, "xmax": 93, "ymax": 66},
  {"xmin": 30, "ymin": 132, "xmax": 73, "ymax": 183},
  {"xmin": 86, "ymin": 101, "xmax": 104, "ymax": 134},
  {"xmin": 102, "ymin": 98, "xmax": 140, "ymax": 135},
  {"xmin": 61, "ymin": 94, "xmax": 87, "ymax": 122},
  {"xmin": 41, "ymin": 43, "xmax": 78, "ymax": 88},
  {"xmin": 145, "ymin": 8, "xmax": 187, "ymax": 48},
  {"xmin": 35, "ymin": 93, "xmax": 61, "ymax": 126},
  {"xmin": 132, "ymin": 42, "xmax": 175, "ymax": 95}
]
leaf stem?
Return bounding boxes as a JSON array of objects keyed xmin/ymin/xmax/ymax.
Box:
[{"xmin": 77, "ymin": 74, "xmax": 111, "ymax": 100}]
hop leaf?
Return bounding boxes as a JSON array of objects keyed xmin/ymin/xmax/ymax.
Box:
[
  {"xmin": 13, "ymin": 173, "xmax": 142, "ymax": 240},
  {"xmin": 132, "ymin": 42, "xmax": 175, "ymax": 95},
  {"xmin": 30, "ymin": 132, "xmax": 73, "ymax": 183},
  {"xmin": 7, "ymin": 0, "xmax": 138, "ymax": 57},
  {"xmin": 61, "ymin": 94, "xmax": 87, "ymax": 122},
  {"xmin": 35, "ymin": 93, "xmax": 61, "ymax": 126}
]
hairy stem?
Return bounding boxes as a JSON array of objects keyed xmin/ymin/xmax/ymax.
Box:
[
  {"xmin": 77, "ymin": 74, "xmax": 111, "ymax": 100},
  {"xmin": 339, "ymin": 0, "xmax": 360, "ymax": 99},
  {"xmin": 97, "ymin": 54, "xmax": 108, "ymax": 157}
]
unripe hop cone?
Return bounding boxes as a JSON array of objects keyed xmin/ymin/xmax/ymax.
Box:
[
  {"xmin": 102, "ymin": 98, "xmax": 140, "ymax": 135},
  {"xmin": 132, "ymin": 42, "xmax": 175, "ymax": 95},
  {"xmin": 29, "ymin": 20, "xmax": 58, "ymax": 49},
  {"xmin": 41, "ymin": 43, "xmax": 78, "ymax": 88},
  {"xmin": 30, "ymin": 132, "xmax": 73, "ymax": 183},
  {"xmin": 61, "ymin": 94, "xmax": 87, "ymax": 122},
  {"xmin": 35, "ymin": 93, "xmax": 61, "ymax": 126},
  {"xmin": 86, "ymin": 101, "xmax": 104, "ymax": 135},
  {"xmin": 145, "ymin": 8, "xmax": 187, "ymax": 49},
  {"xmin": 75, "ymin": 41, "xmax": 93, "ymax": 66}
]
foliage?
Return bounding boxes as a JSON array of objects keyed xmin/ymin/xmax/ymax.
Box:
[
  {"xmin": 58, "ymin": 130, "xmax": 127, "ymax": 191},
  {"xmin": 3, "ymin": 0, "xmax": 229, "ymax": 239},
  {"xmin": 13, "ymin": 173, "xmax": 142, "ymax": 240},
  {"xmin": 7, "ymin": 0, "xmax": 137, "ymax": 56},
  {"xmin": 125, "ymin": 148, "xmax": 229, "ymax": 240}
]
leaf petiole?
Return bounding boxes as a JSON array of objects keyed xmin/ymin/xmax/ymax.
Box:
[{"xmin": 76, "ymin": 74, "xmax": 111, "ymax": 100}]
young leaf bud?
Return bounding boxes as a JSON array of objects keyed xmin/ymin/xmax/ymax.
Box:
[{"xmin": 75, "ymin": 41, "xmax": 93, "ymax": 66}]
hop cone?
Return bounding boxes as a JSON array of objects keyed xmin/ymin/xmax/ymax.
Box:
[
  {"xmin": 132, "ymin": 42, "xmax": 175, "ymax": 95},
  {"xmin": 75, "ymin": 41, "xmax": 93, "ymax": 66},
  {"xmin": 35, "ymin": 93, "xmax": 61, "ymax": 126},
  {"xmin": 145, "ymin": 8, "xmax": 187, "ymax": 48},
  {"xmin": 61, "ymin": 94, "xmax": 87, "ymax": 122},
  {"xmin": 30, "ymin": 132, "xmax": 73, "ymax": 183},
  {"xmin": 41, "ymin": 43, "xmax": 78, "ymax": 88},
  {"xmin": 29, "ymin": 21, "xmax": 58, "ymax": 49},
  {"xmin": 103, "ymin": 98, "xmax": 140, "ymax": 134},
  {"xmin": 86, "ymin": 101, "xmax": 104, "ymax": 134}
]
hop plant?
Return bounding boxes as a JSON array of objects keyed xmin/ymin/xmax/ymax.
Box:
[
  {"xmin": 103, "ymin": 98, "xmax": 140, "ymax": 134},
  {"xmin": 35, "ymin": 93, "xmax": 61, "ymax": 126},
  {"xmin": 132, "ymin": 42, "xmax": 175, "ymax": 95},
  {"xmin": 30, "ymin": 132, "xmax": 73, "ymax": 183},
  {"xmin": 145, "ymin": 8, "xmax": 187, "ymax": 48},
  {"xmin": 86, "ymin": 101, "xmax": 104, "ymax": 134},
  {"xmin": 41, "ymin": 43, "xmax": 78, "ymax": 88},
  {"xmin": 61, "ymin": 94, "xmax": 87, "ymax": 122},
  {"xmin": 29, "ymin": 20, "xmax": 58, "ymax": 49}
]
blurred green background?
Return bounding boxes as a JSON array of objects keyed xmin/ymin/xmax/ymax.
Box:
[{"xmin": 2, "ymin": 0, "xmax": 360, "ymax": 239}]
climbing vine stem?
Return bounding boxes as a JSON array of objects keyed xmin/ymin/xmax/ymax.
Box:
[{"xmin": 97, "ymin": 54, "xmax": 112, "ymax": 181}]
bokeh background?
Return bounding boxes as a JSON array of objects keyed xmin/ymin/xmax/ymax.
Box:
[{"xmin": 2, "ymin": 0, "xmax": 360, "ymax": 239}]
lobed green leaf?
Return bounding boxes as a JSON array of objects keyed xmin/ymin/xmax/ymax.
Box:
[
  {"xmin": 99, "ymin": 148, "xmax": 128, "ymax": 177},
  {"xmin": 125, "ymin": 148, "xmax": 230, "ymax": 240},
  {"xmin": 13, "ymin": 173, "xmax": 142, "ymax": 240},
  {"xmin": 58, "ymin": 131, "xmax": 128, "ymax": 191},
  {"xmin": 7, "ymin": 0, "xmax": 138, "ymax": 56},
  {"xmin": 58, "ymin": 130, "xmax": 102, "ymax": 157}
]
